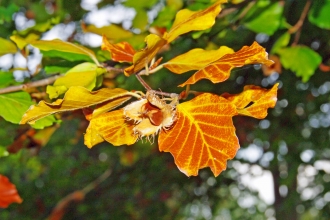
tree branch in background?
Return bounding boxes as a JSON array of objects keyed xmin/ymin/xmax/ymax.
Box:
[
  {"xmin": 0, "ymin": 75, "xmax": 63, "ymax": 95},
  {"xmin": 47, "ymin": 168, "xmax": 112, "ymax": 220},
  {"xmin": 289, "ymin": 0, "xmax": 312, "ymax": 45}
]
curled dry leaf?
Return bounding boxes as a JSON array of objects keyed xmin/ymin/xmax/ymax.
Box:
[
  {"xmin": 179, "ymin": 41, "xmax": 274, "ymax": 87},
  {"xmin": 101, "ymin": 35, "xmax": 135, "ymax": 63},
  {"xmin": 158, "ymin": 93, "xmax": 239, "ymax": 177},
  {"xmin": 0, "ymin": 175, "xmax": 23, "ymax": 208},
  {"xmin": 222, "ymin": 83, "xmax": 279, "ymax": 119}
]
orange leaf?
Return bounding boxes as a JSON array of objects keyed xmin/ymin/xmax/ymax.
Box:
[
  {"xmin": 164, "ymin": 46, "xmax": 234, "ymax": 74},
  {"xmin": 222, "ymin": 83, "xmax": 279, "ymax": 119},
  {"xmin": 179, "ymin": 41, "xmax": 274, "ymax": 87},
  {"xmin": 163, "ymin": 0, "xmax": 227, "ymax": 43},
  {"xmin": 158, "ymin": 93, "xmax": 239, "ymax": 177},
  {"xmin": 85, "ymin": 109, "xmax": 137, "ymax": 148},
  {"xmin": 101, "ymin": 35, "xmax": 135, "ymax": 63},
  {"xmin": 124, "ymin": 34, "xmax": 167, "ymax": 76},
  {"xmin": 20, "ymin": 87, "xmax": 132, "ymax": 124},
  {"xmin": 0, "ymin": 175, "xmax": 23, "ymax": 208}
]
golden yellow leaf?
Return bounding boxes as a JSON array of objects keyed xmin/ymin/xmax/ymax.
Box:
[
  {"xmin": 124, "ymin": 34, "xmax": 167, "ymax": 76},
  {"xmin": 30, "ymin": 39, "xmax": 99, "ymax": 65},
  {"xmin": 82, "ymin": 22, "xmax": 133, "ymax": 40},
  {"xmin": 92, "ymin": 96, "xmax": 133, "ymax": 117},
  {"xmin": 85, "ymin": 109, "xmax": 137, "ymax": 148},
  {"xmin": 222, "ymin": 83, "xmax": 279, "ymax": 119},
  {"xmin": 158, "ymin": 93, "xmax": 239, "ymax": 177},
  {"xmin": 179, "ymin": 41, "xmax": 274, "ymax": 87},
  {"xmin": 164, "ymin": 46, "xmax": 234, "ymax": 74},
  {"xmin": 20, "ymin": 87, "xmax": 132, "ymax": 124},
  {"xmin": 163, "ymin": 0, "xmax": 227, "ymax": 43}
]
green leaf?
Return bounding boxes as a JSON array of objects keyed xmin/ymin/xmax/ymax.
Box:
[
  {"xmin": 0, "ymin": 71, "xmax": 15, "ymax": 88},
  {"xmin": 0, "ymin": 37, "xmax": 17, "ymax": 56},
  {"xmin": 132, "ymin": 10, "xmax": 148, "ymax": 31},
  {"xmin": 0, "ymin": 3, "xmax": 19, "ymax": 24},
  {"xmin": 10, "ymin": 33, "xmax": 44, "ymax": 50},
  {"xmin": 30, "ymin": 39, "xmax": 99, "ymax": 65},
  {"xmin": 0, "ymin": 92, "xmax": 32, "ymax": 124},
  {"xmin": 123, "ymin": 0, "xmax": 158, "ymax": 9},
  {"xmin": 41, "ymin": 50, "xmax": 93, "ymax": 62},
  {"xmin": 242, "ymin": 1, "xmax": 284, "ymax": 35},
  {"xmin": 271, "ymin": 32, "xmax": 290, "ymax": 54},
  {"xmin": 44, "ymin": 65, "xmax": 72, "ymax": 74},
  {"xmin": 31, "ymin": 115, "xmax": 58, "ymax": 129},
  {"xmin": 46, "ymin": 62, "xmax": 100, "ymax": 99},
  {"xmin": 0, "ymin": 146, "xmax": 9, "ymax": 158},
  {"xmin": 278, "ymin": 46, "xmax": 322, "ymax": 82},
  {"xmin": 308, "ymin": 0, "xmax": 330, "ymax": 30}
]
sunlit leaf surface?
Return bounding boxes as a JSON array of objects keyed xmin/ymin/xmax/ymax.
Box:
[
  {"xmin": 163, "ymin": 0, "xmax": 227, "ymax": 43},
  {"xmin": 30, "ymin": 39, "xmax": 99, "ymax": 65},
  {"xmin": 20, "ymin": 87, "xmax": 132, "ymax": 124},
  {"xmin": 85, "ymin": 109, "xmax": 137, "ymax": 148},
  {"xmin": 164, "ymin": 46, "xmax": 234, "ymax": 74},
  {"xmin": 158, "ymin": 93, "xmax": 239, "ymax": 177},
  {"xmin": 0, "ymin": 37, "xmax": 17, "ymax": 56}
]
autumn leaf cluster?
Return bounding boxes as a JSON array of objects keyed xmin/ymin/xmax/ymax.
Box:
[{"xmin": 17, "ymin": 0, "xmax": 279, "ymax": 177}]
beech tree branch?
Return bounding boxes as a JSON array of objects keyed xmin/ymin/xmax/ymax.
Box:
[
  {"xmin": 289, "ymin": 0, "xmax": 312, "ymax": 45},
  {"xmin": 47, "ymin": 168, "xmax": 112, "ymax": 220},
  {"xmin": 0, "ymin": 75, "xmax": 63, "ymax": 95}
]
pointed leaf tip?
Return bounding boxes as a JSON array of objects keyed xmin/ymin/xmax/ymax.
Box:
[{"xmin": 0, "ymin": 175, "xmax": 23, "ymax": 208}]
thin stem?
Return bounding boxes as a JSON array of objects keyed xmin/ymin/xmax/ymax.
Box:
[
  {"xmin": 81, "ymin": 168, "xmax": 112, "ymax": 194},
  {"xmin": 152, "ymin": 90, "xmax": 178, "ymax": 98},
  {"xmin": 0, "ymin": 74, "xmax": 63, "ymax": 95},
  {"xmin": 135, "ymin": 73, "xmax": 152, "ymax": 90},
  {"xmin": 289, "ymin": 0, "xmax": 312, "ymax": 45},
  {"xmin": 104, "ymin": 66, "xmax": 125, "ymax": 73}
]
